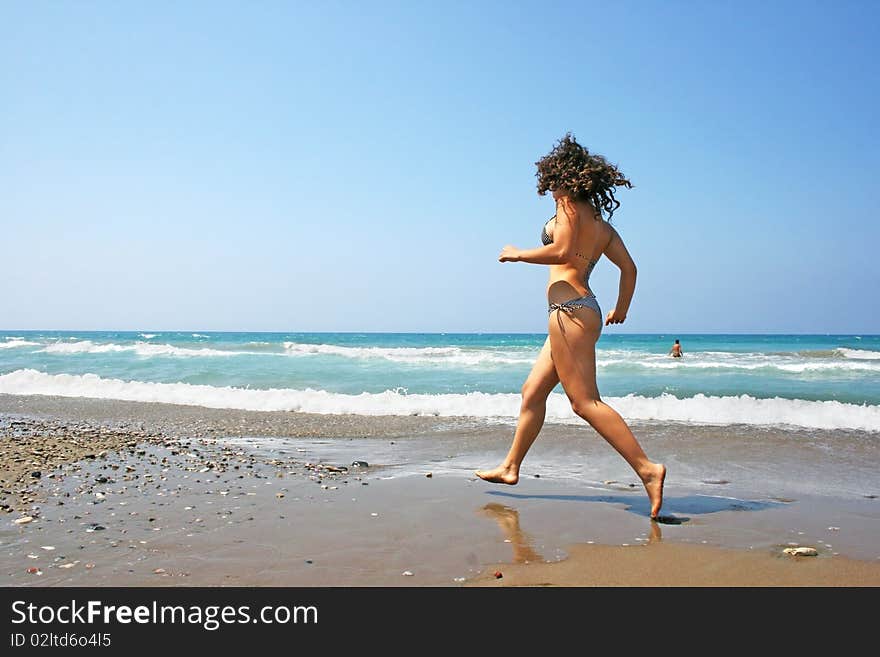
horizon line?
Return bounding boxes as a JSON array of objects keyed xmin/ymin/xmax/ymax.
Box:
[{"xmin": 2, "ymin": 329, "xmax": 878, "ymax": 337}]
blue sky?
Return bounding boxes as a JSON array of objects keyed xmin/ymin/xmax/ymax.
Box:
[{"xmin": 2, "ymin": 1, "xmax": 878, "ymax": 333}]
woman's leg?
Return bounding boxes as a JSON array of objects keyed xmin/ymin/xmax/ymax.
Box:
[
  {"xmin": 548, "ymin": 308, "xmax": 666, "ymax": 518},
  {"xmin": 475, "ymin": 336, "xmax": 559, "ymax": 485}
]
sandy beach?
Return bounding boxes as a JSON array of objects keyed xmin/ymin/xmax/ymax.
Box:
[
  {"xmin": 2, "ymin": 394, "xmax": 879, "ymax": 587},
  {"xmin": 4, "ymin": 0, "xmax": 880, "ymax": 603}
]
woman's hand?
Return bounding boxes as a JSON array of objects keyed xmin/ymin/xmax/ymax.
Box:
[
  {"xmin": 499, "ymin": 245, "xmax": 521, "ymax": 262},
  {"xmin": 605, "ymin": 309, "xmax": 627, "ymax": 325}
]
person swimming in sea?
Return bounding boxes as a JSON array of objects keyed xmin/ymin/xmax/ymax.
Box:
[{"xmin": 669, "ymin": 339, "xmax": 683, "ymax": 358}]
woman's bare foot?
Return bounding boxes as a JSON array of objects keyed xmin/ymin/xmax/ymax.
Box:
[
  {"xmin": 475, "ymin": 464, "xmax": 519, "ymax": 485},
  {"xmin": 643, "ymin": 463, "xmax": 666, "ymax": 519}
]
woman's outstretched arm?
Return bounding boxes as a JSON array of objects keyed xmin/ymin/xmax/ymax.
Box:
[{"xmin": 603, "ymin": 226, "xmax": 637, "ymax": 324}]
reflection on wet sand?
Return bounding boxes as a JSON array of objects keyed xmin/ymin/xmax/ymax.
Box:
[
  {"xmin": 479, "ymin": 503, "xmax": 543, "ymax": 563},
  {"xmin": 480, "ymin": 501, "xmax": 665, "ymax": 560},
  {"xmin": 648, "ymin": 518, "xmax": 662, "ymax": 544}
]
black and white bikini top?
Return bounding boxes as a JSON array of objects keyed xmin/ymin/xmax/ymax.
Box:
[
  {"xmin": 540, "ymin": 216, "xmax": 555, "ymax": 247},
  {"xmin": 542, "ymin": 215, "xmax": 598, "ymax": 289}
]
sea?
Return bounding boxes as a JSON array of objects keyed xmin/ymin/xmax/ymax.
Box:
[
  {"xmin": 1, "ymin": 331, "xmax": 879, "ymax": 502},
  {"xmin": 1, "ymin": 331, "xmax": 877, "ymax": 431}
]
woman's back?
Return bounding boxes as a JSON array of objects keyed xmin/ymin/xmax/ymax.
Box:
[{"xmin": 543, "ymin": 205, "xmax": 613, "ymax": 299}]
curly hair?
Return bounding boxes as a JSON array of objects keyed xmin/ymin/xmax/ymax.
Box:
[{"xmin": 535, "ymin": 133, "xmax": 633, "ymax": 221}]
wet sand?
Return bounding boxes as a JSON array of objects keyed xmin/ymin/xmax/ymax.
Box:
[
  {"xmin": 470, "ymin": 540, "xmax": 880, "ymax": 586},
  {"xmin": 2, "ymin": 394, "xmax": 879, "ymax": 587}
]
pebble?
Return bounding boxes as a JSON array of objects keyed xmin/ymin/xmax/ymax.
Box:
[
  {"xmin": 0, "ymin": 413, "xmax": 465, "ymax": 584},
  {"xmin": 453, "ymin": 577, "xmax": 466, "ymax": 583},
  {"xmin": 402, "ymin": 570, "xmax": 414, "ymax": 576},
  {"xmin": 27, "ymin": 567, "xmax": 41, "ymax": 575},
  {"xmin": 828, "ymin": 526, "xmax": 840, "ymax": 531},
  {"xmin": 783, "ymin": 547, "xmax": 818, "ymax": 557},
  {"xmin": 494, "ymin": 571, "xmax": 503, "ymax": 579}
]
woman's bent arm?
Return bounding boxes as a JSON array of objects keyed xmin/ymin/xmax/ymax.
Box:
[
  {"xmin": 603, "ymin": 227, "xmax": 637, "ymax": 319},
  {"xmin": 499, "ymin": 198, "xmax": 579, "ymax": 265},
  {"xmin": 503, "ymin": 243, "xmax": 569, "ymax": 265}
]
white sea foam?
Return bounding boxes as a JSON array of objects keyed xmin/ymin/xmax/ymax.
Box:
[
  {"xmin": 282, "ymin": 341, "xmax": 533, "ymax": 366},
  {"xmin": 597, "ymin": 356, "xmax": 880, "ymax": 374},
  {"xmin": 139, "ymin": 333, "xmax": 158, "ymax": 339},
  {"xmin": 41, "ymin": 341, "xmax": 128, "ymax": 354},
  {"xmin": 278, "ymin": 342, "xmax": 880, "ymax": 372},
  {"xmin": 39, "ymin": 340, "xmax": 243, "ymax": 357},
  {"xmin": 192, "ymin": 333, "xmax": 210, "ymax": 338},
  {"xmin": 22, "ymin": 337, "xmax": 880, "ymax": 373},
  {"xmin": 595, "ymin": 347, "xmax": 880, "ymax": 374},
  {"xmin": 837, "ymin": 348, "xmax": 880, "ymax": 360},
  {"xmin": 1, "ymin": 369, "xmax": 877, "ymax": 432},
  {"xmin": 0, "ymin": 339, "xmax": 39, "ymax": 349},
  {"xmin": 608, "ymin": 393, "xmax": 880, "ymax": 431},
  {"xmin": 130, "ymin": 343, "xmax": 244, "ymax": 357}
]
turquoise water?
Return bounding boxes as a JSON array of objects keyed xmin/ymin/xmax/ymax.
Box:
[{"xmin": 1, "ymin": 331, "xmax": 878, "ymax": 431}]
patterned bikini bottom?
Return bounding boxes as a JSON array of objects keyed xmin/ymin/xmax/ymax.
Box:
[{"xmin": 548, "ymin": 294, "xmax": 602, "ymax": 333}]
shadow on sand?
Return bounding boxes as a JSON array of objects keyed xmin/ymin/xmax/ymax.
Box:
[{"xmin": 485, "ymin": 489, "xmax": 785, "ymax": 524}]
